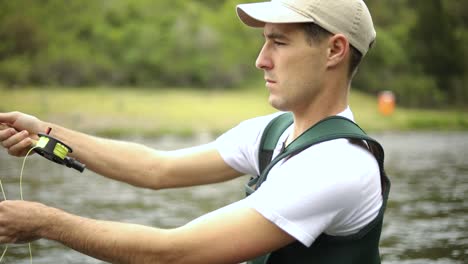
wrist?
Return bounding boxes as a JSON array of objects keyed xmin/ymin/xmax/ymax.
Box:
[
  {"xmin": 36, "ymin": 120, "xmax": 51, "ymax": 135},
  {"xmin": 37, "ymin": 206, "xmax": 69, "ymax": 240}
]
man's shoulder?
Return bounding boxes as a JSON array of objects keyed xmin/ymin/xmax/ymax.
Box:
[
  {"xmin": 290, "ymin": 138, "xmax": 379, "ymax": 180},
  {"xmin": 302, "ymin": 138, "xmax": 376, "ymax": 162}
]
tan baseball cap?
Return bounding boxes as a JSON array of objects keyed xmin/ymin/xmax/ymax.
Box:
[{"xmin": 236, "ymin": 0, "xmax": 376, "ymax": 56}]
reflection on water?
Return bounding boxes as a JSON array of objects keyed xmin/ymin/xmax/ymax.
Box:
[{"xmin": 0, "ymin": 132, "xmax": 466, "ymax": 263}]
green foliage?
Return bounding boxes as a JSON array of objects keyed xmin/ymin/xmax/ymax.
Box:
[
  {"xmin": 0, "ymin": 0, "xmax": 258, "ymax": 88},
  {"xmin": 358, "ymin": 0, "xmax": 467, "ymax": 108},
  {"xmin": 0, "ymin": 0, "xmax": 466, "ymax": 108},
  {"xmin": 409, "ymin": 0, "xmax": 464, "ymax": 104}
]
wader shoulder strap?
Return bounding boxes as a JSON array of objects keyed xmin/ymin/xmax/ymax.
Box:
[
  {"xmin": 246, "ymin": 112, "xmax": 386, "ymax": 196},
  {"xmin": 258, "ymin": 113, "xmax": 294, "ymax": 175}
]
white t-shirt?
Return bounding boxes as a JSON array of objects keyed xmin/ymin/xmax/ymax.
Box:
[{"xmin": 215, "ymin": 108, "xmax": 383, "ymax": 247}]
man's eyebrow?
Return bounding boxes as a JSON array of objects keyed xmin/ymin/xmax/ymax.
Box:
[{"xmin": 263, "ymin": 32, "xmax": 290, "ymax": 40}]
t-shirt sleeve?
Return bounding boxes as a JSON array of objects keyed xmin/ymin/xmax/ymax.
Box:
[{"xmin": 215, "ymin": 112, "xmax": 282, "ymax": 175}]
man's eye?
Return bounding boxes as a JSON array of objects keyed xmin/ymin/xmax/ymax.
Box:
[{"xmin": 274, "ymin": 41, "xmax": 286, "ymax": 46}]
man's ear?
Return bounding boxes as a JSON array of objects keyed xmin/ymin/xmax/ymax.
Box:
[{"xmin": 326, "ymin": 34, "xmax": 349, "ymax": 68}]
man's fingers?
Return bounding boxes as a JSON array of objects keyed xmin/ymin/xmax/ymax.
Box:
[
  {"xmin": 0, "ymin": 123, "xmax": 12, "ymax": 130},
  {"xmin": 0, "ymin": 112, "xmax": 39, "ymax": 156},
  {"xmin": 0, "ymin": 123, "xmax": 33, "ymax": 157},
  {"xmin": 8, "ymin": 137, "xmax": 35, "ymax": 157},
  {"xmin": 2, "ymin": 130, "xmax": 29, "ymax": 148},
  {"xmin": 1, "ymin": 130, "xmax": 28, "ymax": 148},
  {"xmin": 0, "ymin": 236, "xmax": 15, "ymax": 244},
  {"xmin": 0, "ymin": 127, "xmax": 17, "ymax": 142}
]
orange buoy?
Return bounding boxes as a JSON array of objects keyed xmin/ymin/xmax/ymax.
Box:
[{"xmin": 378, "ymin": 91, "xmax": 395, "ymax": 116}]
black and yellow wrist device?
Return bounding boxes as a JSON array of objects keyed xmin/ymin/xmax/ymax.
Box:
[{"xmin": 34, "ymin": 129, "xmax": 86, "ymax": 172}]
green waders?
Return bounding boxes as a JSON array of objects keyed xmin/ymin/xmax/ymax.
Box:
[{"xmin": 245, "ymin": 113, "xmax": 391, "ymax": 264}]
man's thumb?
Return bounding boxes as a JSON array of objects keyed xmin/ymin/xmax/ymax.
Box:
[{"xmin": 0, "ymin": 112, "xmax": 18, "ymax": 125}]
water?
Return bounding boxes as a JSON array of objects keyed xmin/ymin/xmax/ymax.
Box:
[
  {"xmin": 0, "ymin": 132, "xmax": 466, "ymax": 263},
  {"xmin": 376, "ymin": 132, "xmax": 468, "ymax": 264}
]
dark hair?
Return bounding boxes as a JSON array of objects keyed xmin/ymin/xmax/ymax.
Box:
[
  {"xmin": 300, "ymin": 23, "xmax": 363, "ymax": 78},
  {"xmin": 348, "ymin": 45, "xmax": 363, "ymax": 78}
]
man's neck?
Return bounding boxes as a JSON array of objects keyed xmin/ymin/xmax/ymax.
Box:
[{"xmin": 287, "ymin": 84, "xmax": 349, "ymax": 144}]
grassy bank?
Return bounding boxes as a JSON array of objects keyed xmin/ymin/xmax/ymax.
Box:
[{"xmin": 1, "ymin": 87, "xmax": 467, "ymax": 137}]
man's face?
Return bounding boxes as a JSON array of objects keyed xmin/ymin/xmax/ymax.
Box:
[{"xmin": 256, "ymin": 23, "xmax": 329, "ymax": 112}]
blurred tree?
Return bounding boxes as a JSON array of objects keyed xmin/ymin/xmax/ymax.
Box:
[
  {"xmin": 357, "ymin": 0, "xmax": 467, "ymax": 107},
  {"xmin": 410, "ymin": 0, "xmax": 464, "ymax": 105},
  {"xmin": 0, "ymin": 0, "xmax": 466, "ymax": 107}
]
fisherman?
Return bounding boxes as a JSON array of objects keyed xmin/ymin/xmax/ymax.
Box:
[{"xmin": 0, "ymin": 0, "xmax": 389, "ymax": 263}]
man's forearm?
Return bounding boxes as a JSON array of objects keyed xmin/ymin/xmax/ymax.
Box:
[
  {"xmin": 41, "ymin": 122, "xmax": 241, "ymax": 190},
  {"xmin": 41, "ymin": 207, "xmax": 177, "ymax": 264}
]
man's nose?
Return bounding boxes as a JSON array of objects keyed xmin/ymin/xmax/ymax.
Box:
[{"xmin": 255, "ymin": 44, "xmax": 273, "ymax": 70}]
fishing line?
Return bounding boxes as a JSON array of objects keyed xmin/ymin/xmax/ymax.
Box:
[
  {"xmin": 0, "ymin": 128, "xmax": 85, "ymax": 263},
  {"xmin": 0, "ymin": 177, "xmax": 6, "ymax": 262},
  {"xmin": 0, "ymin": 146, "xmax": 37, "ymax": 264}
]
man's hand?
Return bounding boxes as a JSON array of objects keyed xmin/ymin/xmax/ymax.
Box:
[
  {"xmin": 0, "ymin": 200, "xmax": 51, "ymax": 244},
  {"xmin": 0, "ymin": 112, "xmax": 45, "ymax": 156}
]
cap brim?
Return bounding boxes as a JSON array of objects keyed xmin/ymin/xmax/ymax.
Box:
[{"xmin": 236, "ymin": 1, "xmax": 315, "ymax": 27}]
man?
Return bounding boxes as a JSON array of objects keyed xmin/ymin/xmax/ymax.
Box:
[{"xmin": 0, "ymin": 0, "xmax": 389, "ymax": 263}]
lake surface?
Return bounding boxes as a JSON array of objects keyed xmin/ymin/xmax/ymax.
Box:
[{"xmin": 0, "ymin": 132, "xmax": 466, "ymax": 263}]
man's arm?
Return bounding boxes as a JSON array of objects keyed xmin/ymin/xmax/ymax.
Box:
[
  {"xmin": 0, "ymin": 111, "xmax": 242, "ymax": 189},
  {"xmin": 0, "ymin": 200, "xmax": 295, "ymax": 264}
]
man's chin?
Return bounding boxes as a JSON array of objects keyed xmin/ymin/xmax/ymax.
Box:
[{"xmin": 268, "ymin": 97, "xmax": 288, "ymax": 112}]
